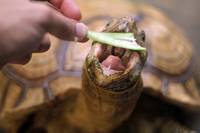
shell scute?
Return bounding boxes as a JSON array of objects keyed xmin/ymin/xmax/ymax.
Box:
[
  {"xmin": 137, "ymin": 8, "xmax": 193, "ymax": 75},
  {"xmin": 167, "ymin": 81, "xmax": 200, "ymax": 108},
  {"xmin": 14, "ymin": 87, "xmax": 45, "ymax": 114},
  {"xmin": 49, "ymin": 76, "xmax": 81, "ymax": 99},
  {"xmin": 0, "ymin": 82, "xmax": 22, "ymax": 118}
]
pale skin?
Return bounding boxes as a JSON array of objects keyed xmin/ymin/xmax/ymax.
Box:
[{"xmin": 0, "ymin": 0, "xmax": 88, "ymax": 67}]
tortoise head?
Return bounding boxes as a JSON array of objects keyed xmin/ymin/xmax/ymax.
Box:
[
  {"xmin": 84, "ymin": 17, "xmax": 147, "ymax": 91},
  {"xmin": 79, "ymin": 17, "xmax": 147, "ymax": 131}
]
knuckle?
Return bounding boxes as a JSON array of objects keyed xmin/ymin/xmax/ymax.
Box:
[{"xmin": 36, "ymin": 5, "xmax": 53, "ymax": 25}]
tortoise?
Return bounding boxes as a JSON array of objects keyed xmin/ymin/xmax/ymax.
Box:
[{"xmin": 0, "ymin": 0, "xmax": 200, "ymax": 132}]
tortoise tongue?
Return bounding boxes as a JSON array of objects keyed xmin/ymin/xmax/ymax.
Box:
[{"xmin": 101, "ymin": 55, "xmax": 125, "ymax": 71}]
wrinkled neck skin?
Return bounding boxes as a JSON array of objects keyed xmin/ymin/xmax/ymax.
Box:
[
  {"xmin": 68, "ymin": 64, "xmax": 143, "ymax": 133},
  {"xmin": 68, "ymin": 17, "xmax": 146, "ymax": 133}
]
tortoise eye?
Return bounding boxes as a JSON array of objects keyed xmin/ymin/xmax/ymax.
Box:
[
  {"xmin": 141, "ymin": 31, "xmax": 145, "ymax": 41},
  {"xmin": 138, "ymin": 31, "xmax": 145, "ymax": 42}
]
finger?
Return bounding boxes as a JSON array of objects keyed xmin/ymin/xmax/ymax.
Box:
[
  {"xmin": 35, "ymin": 4, "xmax": 88, "ymax": 41},
  {"xmin": 59, "ymin": 0, "xmax": 81, "ymax": 20},
  {"xmin": 75, "ymin": 23, "xmax": 89, "ymax": 42},
  {"xmin": 33, "ymin": 34, "xmax": 50, "ymax": 53},
  {"xmin": 9, "ymin": 54, "xmax": 32, "ymax": 65},
  {"xmin": 33, "ymin": 0, "xmax": 81, "ymax": 20}
]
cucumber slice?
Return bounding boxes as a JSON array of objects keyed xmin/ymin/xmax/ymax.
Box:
[{"xmin": 87, "ymin": 31, "xmax": 146, "ymax": 51}]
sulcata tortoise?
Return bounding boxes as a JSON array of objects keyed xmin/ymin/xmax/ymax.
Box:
[{"xmin": 0, "ymin": 0, "xmax": 200, "ymax": 132}]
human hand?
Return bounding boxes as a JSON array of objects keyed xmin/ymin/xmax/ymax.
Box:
[{"xmin": 0, "ymin": 0, "xmax": 88, "ymax": 67}]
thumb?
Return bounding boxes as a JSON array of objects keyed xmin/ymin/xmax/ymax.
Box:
[{"xmin": 35, "ymin": 4, "xmax": 88, "ymax": 41}]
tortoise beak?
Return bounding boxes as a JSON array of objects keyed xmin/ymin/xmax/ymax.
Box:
[
  {"xmin": 85, "ymin": 17, "xmax": 147, "ymax": 91},
  {"xmin": 85, "ymin": 37, "xmax": 147, "ymax": 91}
]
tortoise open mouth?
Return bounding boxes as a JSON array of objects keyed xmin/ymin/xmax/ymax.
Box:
[
  {"xmin": 85, "ymin": 39, "xmax": 146, "ymax": 90},
  {"xmin": 85, "ymin": 17, "xmax": 147, "ymax": 90},
  {"xmin": 94, "ymin": 43, "xmax": 140, "ymax": 76}
]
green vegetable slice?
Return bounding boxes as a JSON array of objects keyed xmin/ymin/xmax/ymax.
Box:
[{"xmin": 87, "ymin": 31, "xmax": 146, "ymax": 51}]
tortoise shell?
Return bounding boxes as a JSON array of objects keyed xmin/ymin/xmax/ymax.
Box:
[{"xmin": 0, "ymin": 0, "xmax": 199, "ymax": 125}]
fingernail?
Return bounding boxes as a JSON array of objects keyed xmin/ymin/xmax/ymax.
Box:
[{"xmin": 75, "ymin": 23, "xmax": 88, "ymax": 42}]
